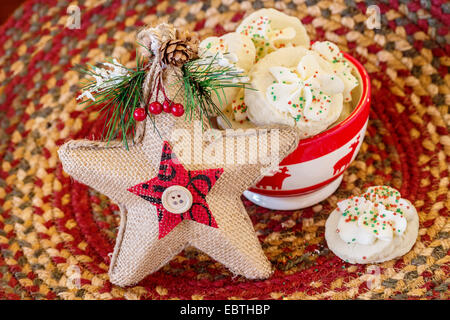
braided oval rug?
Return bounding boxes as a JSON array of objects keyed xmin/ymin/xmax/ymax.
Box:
[{"xmin": 0, "ymin": 0, "xmax": 448, "ymax": 300}]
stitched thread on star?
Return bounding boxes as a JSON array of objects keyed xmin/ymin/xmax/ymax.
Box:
[{"xmin": 127, "ymin": 141, "xmax": 224, "ymax": 239}]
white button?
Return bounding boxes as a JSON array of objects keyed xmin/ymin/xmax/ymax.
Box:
[{"xmin": 161, "ymin": 185, "xmax": 193, "ymax": 214}]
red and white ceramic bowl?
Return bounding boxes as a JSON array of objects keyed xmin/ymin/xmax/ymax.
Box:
[{"xmin": 244, "ymin": 52, "xmax": 371, "ymax": 210}]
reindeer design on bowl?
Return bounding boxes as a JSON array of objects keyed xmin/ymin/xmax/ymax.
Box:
[
  {"xmin": 333, "ymin": 136, "xmax": 360, "ymax": 175},
  {"xmin": 256, "ymin": 167, "xmax": 291, "ymax": 190}
]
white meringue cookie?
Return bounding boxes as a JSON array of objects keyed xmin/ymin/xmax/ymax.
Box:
[
  {"xmin": 244, "ymin": 46, "xmax": 348, "ymax": 138},
  {"xmin": 199, "ymin": 32, "xmax": 256, "ymax": 72},
  {"xmin": 208, "ymin": 10, "xmax": 360, "ymax": 134},
  {"xmin": 199, "ymin": 32, "xmax": 256, "ymax": 112},
  {"xmin": 237, "ymin": 8, "xmax": 309, "ymax": 61},
  {"xmin": 325, "ymin": 186, "xmax": 419, "ymax": 264},
  {"xmin": 311, "ymin": 41, "xmax": 359, "ymax": 103}
]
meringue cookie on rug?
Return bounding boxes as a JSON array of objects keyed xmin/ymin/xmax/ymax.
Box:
[{"xmin": 325, "ymin": 186, "xmax": 419, "ymax": 264}]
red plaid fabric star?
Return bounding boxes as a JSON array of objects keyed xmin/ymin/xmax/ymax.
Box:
[{"xmin": 128, "ymin": 141, "xmax": 223, "ymax": 239}]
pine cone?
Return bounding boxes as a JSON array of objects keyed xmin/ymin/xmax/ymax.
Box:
[{"xmin": 159, "ymin": 30, "xmax": 198, "ymax": 67}]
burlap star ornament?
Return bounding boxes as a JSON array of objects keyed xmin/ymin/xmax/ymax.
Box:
[{"xmin": 58, "ymin": 25, "xmax": 300, "ymax": 287}]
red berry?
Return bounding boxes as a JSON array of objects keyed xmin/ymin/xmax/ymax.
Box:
[
  {"xmin": 133, "ymin": 107, "xmax": 146, "ymax": 121},
  {"xmin": 149, "ymin": 101, "xmax": 163, "ymax": 115},
  {"xmin": 171, "ymin": 103, "xmax": 184, "ymax": 117},
  {"xmin": 162, "ymin": 100, "xmax": 172, "ymax": 113}
]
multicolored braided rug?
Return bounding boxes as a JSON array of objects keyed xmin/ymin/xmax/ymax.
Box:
[{"xmin": 0, "ymin": 0, "xmax": 448, "ymax": 300}]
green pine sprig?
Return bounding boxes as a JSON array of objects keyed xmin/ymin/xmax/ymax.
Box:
[
  {"xmin": 77, "ymin": 50, "xmax": 253, "ymax": 150},
  {"xmin": 77, "ymin": 52, "xmax": 147, "ymax": 150},
  {"xmin": 180, "ymin": 53, "xmax": 252, "ymax": 129}
]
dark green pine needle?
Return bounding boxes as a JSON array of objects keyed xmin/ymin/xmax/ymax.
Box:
[
  {"xmin": 77, "ymin": 52, "xmax": 147, "ymax": 150},
  {"xmin": 180, "ymin": 54, "xmax": 252, "ymax": 129},
  {"xmin": 77, "ymin": 51, "xmax": 251, "ymax": 149}
]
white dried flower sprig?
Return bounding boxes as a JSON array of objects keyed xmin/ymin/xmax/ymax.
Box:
[
  {"xmin": 75, "ymin": 53, "xmax": 147, "ymax": 150},
  {"xmin": 77, "ymin": 58, "xmax": 130, "ymax": 102}
]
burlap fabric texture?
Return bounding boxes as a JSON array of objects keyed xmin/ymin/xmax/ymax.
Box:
[
  {"xmin": 1, "ymin": 0, "xmax": 448, "ymax": 300},
  {"xmin": 58, "ymin": 24, "xmax": 301, "ymax": 286}
]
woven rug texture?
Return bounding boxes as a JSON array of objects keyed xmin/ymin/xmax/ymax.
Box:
[{"xmin": 0, "ymin": 0, "xmax": 448, "ymax": 300}]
